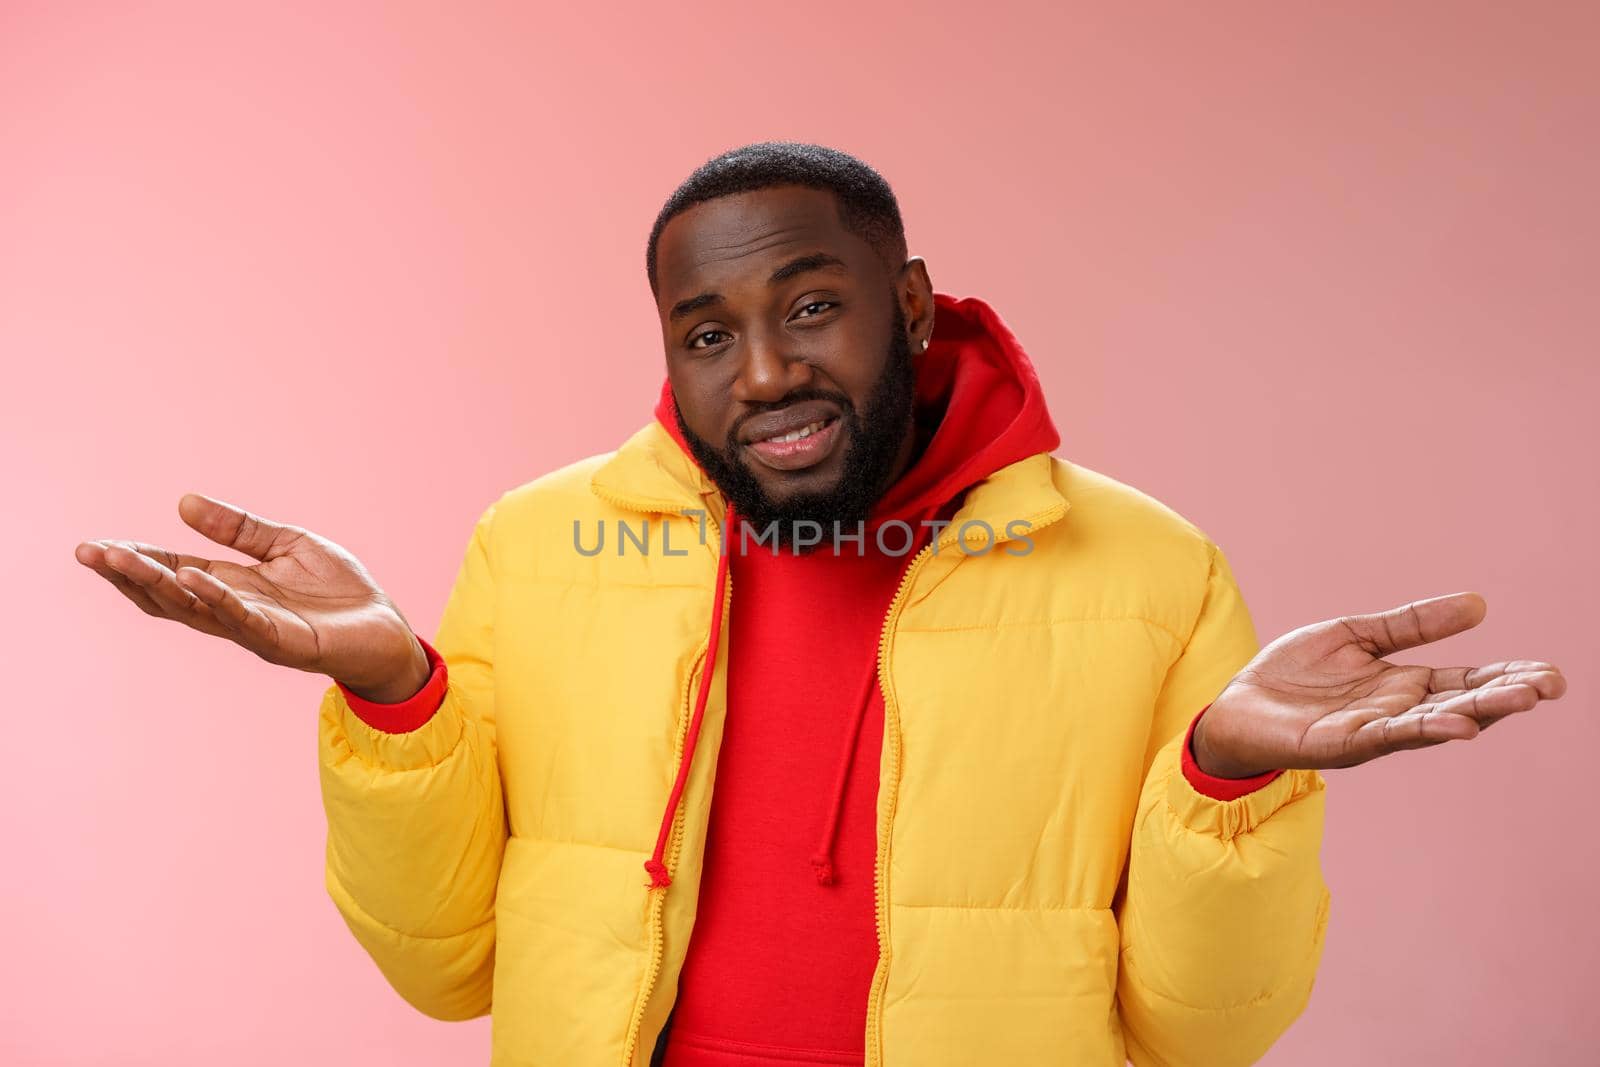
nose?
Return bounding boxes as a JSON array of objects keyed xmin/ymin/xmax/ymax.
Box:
[{"xmin": 731, "ymin": 329, "xmax": 812, "ymax": 406}]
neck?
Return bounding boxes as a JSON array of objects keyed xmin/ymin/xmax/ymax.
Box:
[{"xmin": 874, "ymin": 418, "xmax": 933, "ymax": 503}]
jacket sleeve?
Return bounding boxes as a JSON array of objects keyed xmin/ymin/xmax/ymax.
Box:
[
  {"xmin": 1115, "ymin": 539, "xmax": 1331, "ymax": 1067},
  {"xmin": 315, "ymin": 500, "xmax": 508, "ymax": 1021}
]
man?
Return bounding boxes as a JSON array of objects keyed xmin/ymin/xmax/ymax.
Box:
[{"xmin": 76, "ymin": 142, "xmax": 1565, "ymax": 1067}]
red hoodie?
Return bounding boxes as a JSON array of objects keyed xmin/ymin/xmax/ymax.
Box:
[{"xmin": 334, "ymin": 293, "xmax": 1282, "ymax": 1065}]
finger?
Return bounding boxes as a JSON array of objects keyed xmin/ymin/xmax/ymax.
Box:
[
  {"xmin": 79, "ymin": 537, "xmax": 220, "ymax": 580},
  {"xmin": 174, "ymin": 566, "xmax": 281, "ymax": 651},
  {"xmin": 75, "ymin": 540, "xmax": 167, "ymax": 617},
  {"xmin": 1427, "ymin": 682, "xmax": 1544, "ymax": 728},
  {"xmin": 100, "ymin": 542, "xmax": 233, "ymax": 638},
  {"xmin": 1340, "ymin": 592, "xmax": 1488, "ymax": 658},
  {"xmin": 1341, "ymin": 678, "xmax": 1550, "ymax": 760},
  {"xmin": 81, "ymin": 537, "xmax": 225, "ymax": 602},
  {"xmin": 1428, "ymin": 660, "xmax": 1562, "ymax": 694},
  {"xmin": 1420, "ymin": 684, "xmax": 1555, "ymax": 735},
  {"xmin": 1424, "ymin": 665, "xmax": 1568, "ymax": 705},
  {"xmin": 114, "ymin": 539, "xmax": 220, "ymax": 577},
  {"xmin": 1349, "ymin": 705, "xmax": 1480, "ymax": 761},
  {"xmin": 178, "ymin": 492, "xmax": 304, "ymax": 563}
]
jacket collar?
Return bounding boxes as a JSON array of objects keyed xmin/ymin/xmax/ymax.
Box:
[
  {"xmin": 589, "ymin": 420, "xmax": 712, "ymax": 516},
  {"xmin": 589, "ymin": 420, "xmax": 1070, "ymax": 547}
]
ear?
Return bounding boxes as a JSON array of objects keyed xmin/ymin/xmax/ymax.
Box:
[{"xmin": 897, "ymin": 256, "xmax": 935, "ymax": 350}]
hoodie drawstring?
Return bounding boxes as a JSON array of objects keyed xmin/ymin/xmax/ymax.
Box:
[
  {"xmin": 809, "ymin": 655, "xmax": 879, "ymax": 885},
  {"xmin": 642, "ymin": 500, "xmax": 884, "ymax": 891},
  {"xmin": 645, "ymin": 501, "xmax": 735, "ymax": 889},
  {"xmin": 810, "ymin": 521, "xmax": 936, "ymax": 886}
]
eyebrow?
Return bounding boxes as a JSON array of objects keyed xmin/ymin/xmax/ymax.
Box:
[{"xmin": 668, "ymin": 252, "xmax": 850, "ymax": 323}]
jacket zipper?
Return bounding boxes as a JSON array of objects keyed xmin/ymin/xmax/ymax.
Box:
[
  {"xmin": 861, "ymin": 508, "xmax": 1067, "ymax": 1066},
  {"xmin": 618, "ymin": 504, "xmax": 729, "ymax": 1067},
  {"xmin": 862, "ymin": 537, "xmax": 934, "ymax": 1067},
  {"xmin": 597, "ymin": 489, "xmax": 1065, "ymax": 1065}
]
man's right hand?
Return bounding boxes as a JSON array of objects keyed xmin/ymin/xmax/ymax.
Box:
[{"xmin": 74, "ymin": 492, "xmax": 431, "ymax": 704}]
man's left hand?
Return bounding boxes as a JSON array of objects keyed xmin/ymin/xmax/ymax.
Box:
[{"xmin": 1192, "ymin": 592, "xmax": 1567, "ymax": 779}]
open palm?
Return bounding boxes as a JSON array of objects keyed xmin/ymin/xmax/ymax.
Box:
[
  {"xmin": 1194, "ymin": 592, "xmax": 1567, "ymax": 777},
  {"xmin": 75, "ymin": 493, "xmax": 425, "ymax": 698}
]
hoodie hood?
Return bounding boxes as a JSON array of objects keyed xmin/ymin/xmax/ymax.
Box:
[{"xmin": 642, "ymin": 292, "xmax": 1061, "ymax": 890}]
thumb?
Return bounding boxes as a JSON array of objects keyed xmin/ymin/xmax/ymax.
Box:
[
  {"xmin": 178, "ymin": 492, "xmax": 302, "ymax": 562},
  {"xmin": 1342, "ymin": 591, "xmax": 1488, "ymax": 657}
]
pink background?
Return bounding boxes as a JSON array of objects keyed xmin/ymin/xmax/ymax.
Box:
[{"xmin": 5, "ymin": 3, "xmax": 1595, "ymax": 1063}]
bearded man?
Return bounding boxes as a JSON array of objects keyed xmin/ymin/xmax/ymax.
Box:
[{"xmin": 77, "ymin": 141, "xmax": 1566, "ymax": 1067}]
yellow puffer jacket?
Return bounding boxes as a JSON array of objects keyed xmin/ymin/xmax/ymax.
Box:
[{"xmin": 316, "ymin": 418, "xmax": 1331, "ymax": 1067}]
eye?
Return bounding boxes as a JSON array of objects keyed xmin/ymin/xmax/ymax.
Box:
[
  {"xmin": 794, "ymin": 300, "xmax": 837, "ymax": 320},
  {"xmin": 688, "ymin": 329, "xmax": 731, "ymax": 350}
]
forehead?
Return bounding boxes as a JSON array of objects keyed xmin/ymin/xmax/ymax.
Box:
[{"xmin": 655, "ymin": 185, "xmax": 879, "ymax": 311}]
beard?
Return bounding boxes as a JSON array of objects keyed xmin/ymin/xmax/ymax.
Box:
[{"xmin": 673, "ymin": 297, "xmax": 916, "ymax": 551}]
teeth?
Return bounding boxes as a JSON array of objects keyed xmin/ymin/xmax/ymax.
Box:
[{"xmin": 766, "ymin": 420, "xmax": 826, "ymax": 444}]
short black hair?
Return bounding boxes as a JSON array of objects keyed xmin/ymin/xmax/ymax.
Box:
[{"xmin": 646, "ymin": 141, "xmax": 908, "ymax": 298}]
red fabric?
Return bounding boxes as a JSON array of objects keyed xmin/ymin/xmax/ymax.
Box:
[
  {"xmin": 646, "ymin": 505, "xmax": 735, "ymax": 889},
  {"xmin": 654, "ymin": 293, "xmax": 1062, "ymax": 1066},
  {"xmin": 335, "ymin": 635, "xmax": 447, "ymax": 734},
  {"xmin": 1181, "ymin": 703, "xmax": 1285, "ymax": 801}
]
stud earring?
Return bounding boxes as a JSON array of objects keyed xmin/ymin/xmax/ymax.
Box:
[{"xmin": 921, "ymin": 337, "xmax": 931, "ymax": 352}]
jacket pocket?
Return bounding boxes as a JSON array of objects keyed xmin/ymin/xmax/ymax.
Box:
[
  {"xmin": 879, "ymin": 903, "xmax": 1126, "ymax": 1066},
  {"xmin": 489, "ymin": 836, "xmax": 653, "ymax": 1067}
]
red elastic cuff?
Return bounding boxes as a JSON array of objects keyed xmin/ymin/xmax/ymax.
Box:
[
  {"xmin": 336, "ymin": 635, "xmax": 448, "ymax": 734},
  {"xmin": 1182, "ymin": 703, "xmax": 1284, "ymax": 801}
]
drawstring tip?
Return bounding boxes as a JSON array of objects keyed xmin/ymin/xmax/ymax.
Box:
[
  {"xmin": 645, "ymin": 859, "xmax": 672, "ymax": 888},
  {"xmin": 810, "ymin": 855, "xmax": 835, "ymax": 885}
]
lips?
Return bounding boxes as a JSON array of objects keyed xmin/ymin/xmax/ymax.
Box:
[
  {"xmin": 746, "ymin": 417, "xmax": 841, "ymax": 471},
  {"xmin": 739, "ymin": 400, "xmax": 845, "ymax": 472},
  {"xmin": 738, "ymin": 400, "xmax": 843, "ymax": 445}
]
